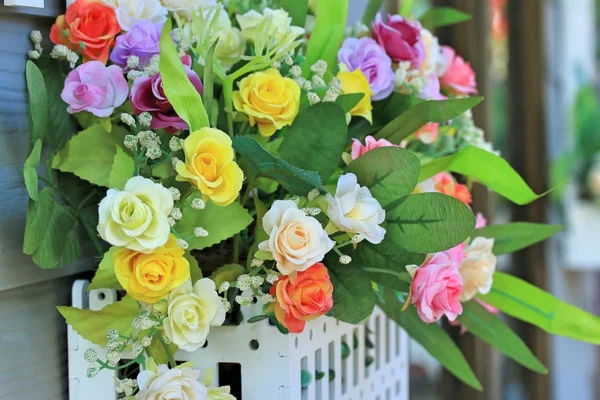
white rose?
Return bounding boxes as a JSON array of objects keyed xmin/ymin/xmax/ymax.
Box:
[
  {"xmin": 215, "ymin": 26, "xmax": 246, "ymax": 70},
  {"xmin": 97, "ymin": 176, "xmax": 173, "ymax": 252},
  {"xmin": 236, "ymin": 8, "xmax": 304, "ymax": 44},
  {"xmin": 103, "ymin": 0, "xmax": 167, "ymax": 31},
  {"xmin": 136, "ymin": 364, "xmax": 208, "ymax": 400},
  {"xmin": 163, "ymin": 279, "xmax": 226, "ymax": 351},
  {"xmin": 419, "ymin": 28, "xmax": 445, "ymax": 77},
  {"xmin": 326, "ymin": 173, "xmax": 386, "ymax": 244},
  {"xmin": 208, "ymin": 386, "xmax": 236, "ymax": 400},
  {"xmin": 459, "ymin": 237, "xmax": 497, "ymax": 302},
  {"xmin": 263, "ymin": 200, "xmax": 335, "ymax": 276},
  {"xmin": 162, "ymin": 0, "xmax": 216, "ymax": 19}
]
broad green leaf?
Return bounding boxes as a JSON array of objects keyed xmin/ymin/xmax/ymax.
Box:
[
  {"xmin": 159, "ymin": 20, "xmax": 209, "ymax": 131},
  {"xmin": 52, "ymin": 124, "xmax": 129, "ymax": 187},
  {"xmin": 89, "ymin": 247, "xmax": 122, "ymax": 291},
  {"xmin": 23, "ymin": 188, "xmax": 81, "ymax": 269},
  {"xmin": 203, "ymin": 39, "xmax": 218, "ymax": 126},
  {"xmin": 36, "ymin": 57, "xmax": 76, "ymax": 152},
  {"xmin": 148, "ymin": 338, "xmax": 179, "ymax": 365},
  {"xmin": 280, "ymin": 102, "xmax": 347, "ymax": 181},
  {"xmin": 458, "ymin": 301, "xmax": 547, "ymax": 374},
  {"xmin": 233, "ymin": 136, "xmax": 325, "ymax": 195},
  {"xmin": 26, "ymin": 61, "xmax": 48, "ymax": 147},
  {"xmin": 185, "ymin": 251, "xmax": 203, "ymax": 283},
  {"xmin": 480, "ymin": 272, "xmax": 600, "ymax": 345},
  {"xmin": 474, "ymin": 223, "xmax": 563, "ymax": 255},
  {"xmin": 386, "ymin": 192, "xmax": 475, "ymax": 253},
  {"xmin": 24, "ymin": 140, "xmax": 42, "ymax": 201},
  {"xmin": 303, "ymin": 0, "xmax": 348, "ymax": 77},
  {"xmin": 419, "ymin": 145, "xmax": 545, "ymax": 205},
  {"xmin": 361, "ymin": 0, "xmax": 384, "ymax": 25},
  {"xmin": 108, "ymin": 146, "xmax": 135, "ymax": 190},
  {"xmin": 376, "ymin": 97, "xmax": 483, "ymax": 144},
  {"xmin": 378, "ymin": 288, "xmax": 482, "ymax": 390},
  {"xmin": 210, "ymin": 264, "xmax": 245, "ymax": 289},
  {"xmin": 281, "ymin": 0, "xmax": 308, "ymax": 27},
  {"xmin": 58, "ymin": 295, "xmax": 139, "ymax": 346},
  {"xmin": 419, "ymin": 7, "xmax": 471, "ymax": 30},
  {"xmin": 336, "ymin": 93, "xmax": 365, "ymax": 113},
  {"xmin": 346, "ymin": 147, "xmax": 420, "ymax": 208},
  {"xmin": 327, "ymin": 254, "xmax": 376, "ymax": 324},
  {"xmin": 176, "ymin": 196, "xmax": 252, "ymax": 251}
]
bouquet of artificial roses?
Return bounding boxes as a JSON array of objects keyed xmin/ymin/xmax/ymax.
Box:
[{"xmin": 21, "ymin": 0, "xmax": 600, "ymax": 397}]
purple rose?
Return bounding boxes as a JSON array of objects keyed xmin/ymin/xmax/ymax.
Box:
[
  {"xmin": 338, "ymin": 37, "xmax": 394, "ymax": 101},
  {"xmin": 372, "ymin": 13, "xmax": 425, "ymax": 66},
  {"xmin": 110, "ymin": 21, "xmax": 162, "ymax": 70},
  {"xmin": 130, "ymin": 56, "xmax": 203, "ymax": 133},
  {"xmin": 61, "ymin": 61, "xmax": 128, "ymax": 117}
]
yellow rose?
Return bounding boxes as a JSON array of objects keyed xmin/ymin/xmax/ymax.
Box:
[
  {"xmin": 176, "ymin": 128, "xmax": 244, "ymax": 206},
  {"xmin": 232, "ymin": 68, "xmax": 301, "ymax": 136},
  {"xmin": 336, "ymin": 65, "xmax": 374, "ymax": 123},
  {"xmin": 114, "ymin": 234, "xmax": 190, "ymax": 304}
]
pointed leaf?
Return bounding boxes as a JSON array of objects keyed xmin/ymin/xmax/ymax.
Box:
[
  {"xmin": 386, "ymin": 192, "xmax": 475, "ymax": 253},
  {"xmin": 419, "ymin": 145, "xmax": 545, "ymax": 205},
  {"xmin": 474, "ymin": 223, "xmax": 563, "ymax": 255},
  {"xmin": 26, "ymin": 61, "xmax": 48, "ymax": 146},
  {"xmin": 419, "ymin": 7, "xmax": 472, "ymax": 30},
  {"xmin": 108, "ymin": 146, "xmax": 135, "ymax": 190},
  {"xmin": 362, "ymin": 0, "xmax": 384, "ymax": 25},
  {"xmin": 89, "ymin": 247, "xmax": 122, "ymax": 290},
  {"xmin": 376, "ymin": 97, "xmax": 483, "ymax": 144},
  {"xmin": 336, "ymin": 93, "xmax": 365, "ymax": 113},
  {"xmin": 479, "ymin": 272, "xmax": 600, "ymax": 345},
  {"xmin": 203, "ymin": 39, "xmax": 218, "ymax": 125},
  {"xmin": 458, "ymin": 301, "xmax": 547, "ymax": 374},
  {"xmin": 24, "ymin": 140, "xmax": 42, "ymax": 201},
  {"xmin": 281, "ymin": 0, "xmax": 308, "ymax": 27}
]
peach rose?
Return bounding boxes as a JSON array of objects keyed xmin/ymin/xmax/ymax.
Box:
[
  {"xmin": 414, "ymin": 122, "xmax": 439, "ymax": 144},
  {"xmin": 433, "ymin": 172, "xmax": 472, "ymax": 205},
  {"xmin": 267, "ymin": 263, "xmax": 334, "ymax": 333},
  {"xmin": 50, "ymin": 0, "xmax": 121, "ymax": 63}
]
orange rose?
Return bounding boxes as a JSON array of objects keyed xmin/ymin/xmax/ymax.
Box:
[
  {"xmin": 433, "ymin": 172, "xmax": 472, "ymax": 205},
  {"xmin": 50, "ymin": 0, "xmax": 120, "ymax": 63},
  {"xmin": 267, "ymin": 263, "xmax": 334, "ymax": 333}
]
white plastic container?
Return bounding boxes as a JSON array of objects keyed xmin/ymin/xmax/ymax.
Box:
[{"xmin": 68, "ymin": 280, "xmax": 409, "ymax": 400}]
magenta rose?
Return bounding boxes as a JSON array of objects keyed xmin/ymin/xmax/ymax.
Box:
[
  {"xmin": 440, "ymin": 46, "xmax": 477, "ymax": 95},
  {"xmin": 61, "ymin": 61, "xmax": 128, "ymax": 117},
  {"xmin": 130, "ymin": 56, "xmax": 203, "ymax": 133},
  {"xmin": 372, "ymin": 13, "xmax": 424, "ymax": 66},
  {"xmin": 411, "ymin": 252, "xmax": 463, "ymax": 323}
]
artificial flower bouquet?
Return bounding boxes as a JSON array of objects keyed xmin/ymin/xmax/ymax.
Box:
[{"xmin": 21, "ymin": 0, "xmax": 600, "ymax": 397}]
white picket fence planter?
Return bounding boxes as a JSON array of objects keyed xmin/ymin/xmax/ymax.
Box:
[{"xmin": 68, "ymin": 279, "xmax": 409, "ymax": 400}]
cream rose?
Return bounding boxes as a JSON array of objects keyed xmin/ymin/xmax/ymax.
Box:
[
  {"xmin": 103, "ymin": 0, "xmax": 167, "ymax": 31},
  {"xmin": 420, "ymin": 28, "xmax": 445, "ymax": 77},
  {"xmin": 97, "ymin": 176, "xmax": 173, "ymax": 253},
  {"xmin": 236, "ymin": 8, "xmax": 304, "ymax": 45},
  {"xmin": 263, "ymin": 200, "xmax": 335, "ymax": 276},
  {"xmin": 459, "ymin": 237, "xmax": 497, "ymax": 302},
  {"xmin": 162, "ymin": 0, "xmax": 215, "ymax": 19},
  {"xmin": 163, "ymin": 278, "xmax": 226, "ymax": 351},
  {"xmin": 208, "ymin": 387, "xmax": 236, "ymax": 400},
  {"xmin": 136, "ymin": 364, "xmax": 208, "ymax": 400},
  {"xmin": 326, "ymin": 173, "xmax": 386, "ymax": 244}
]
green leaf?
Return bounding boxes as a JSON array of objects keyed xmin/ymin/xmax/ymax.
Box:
[
  {"xmin": 148, "ymin": 338, "xmax": 179, "ymax": 365},
  {"xmin": 376, "ymin": 97, "xmax": 483, "ymax": 144},
  {"xmin": 247, "ymin": 315, "xmax": 270, "ymax": 324},
  {"xmin": 26, "ymin": 61, "xmax": 48, "ymax": 147},
  {"xmin": 99, "ymin": 117, "xmax": 112, "ymax": 133},
  {"xmin": 24, "ymin": 140, "xmax": 42, "ymax": 201},
  {"xmin": 327, "ymin": 254, "xmax": 376, "ymax": 324},
  {"xmin": 177, "ymin": 196, "xmax": 252, "ymax": 251},
  {"xmin": 336, "ymin": 93, "xmax": 365, "ymax": 113},
  {"xmin": 210, "ymin": 264, "xmax": 245, "ymax": 289},
  {"xmin": 419, "ymin": 7, "xmax": 472, "ymax": 30},
  {"xmin": 52, "ymin": 124, "xmax": 129, "ymax": 187},
  {"xmin": 362, "ymin": 0, "xmax": 384, "ymax": 25},
  {"xmin": 280, "ymin": 102, "xmax": 347, "ymax": 181},
  {"xmin": 108, "ymin": 146, "xmax": 135, "ymax": 190},
  {"xmin": 386, "ymin": 192, "xmax": 475, "ymax": 253},
  {"xmin": 346, "ymin": 147, "xmax": 420, "ymax": 208},
  {"xmin": 474, "ymin": 223, "xmax": 563, "ymax": 255},
  {"xmin": 303, "ymin": 0, "xmax": 348, "ymax": 77},
  {"xmin": 479, "ymin": 272, "xmax": 600, "ymax": 345},
  {"xmin": 419, "ymin": 146, "xmax": 546, "ymax": 205},
  {"xmin": 233, "ymin": 136, "xmax": 325, "ymax": 195},
  {"xmin": 458, "ymin": 301, "xmax": 547, "ymax": 374},
  {"xmin": 378, "ymin": 288, "xmax": 482, "ymax": 390},
  {"xmin": 399, "ymin": 0, "xmax": 414, "ymax": 17},
  {"xmin": 301, "ymin": 369, "xmax": 313, "ymax": 389},
  {"xmin": 89, "ymin": 247, "xmax": 122, "ymax": 290},
  {"xmin": 203, "ymin": 39, "xmax": 218, "ymax": 126},
  {"xmin": 23, "ymin": 188, "xmax": 81, "ymax": 269},
  {"xmin": 57, "ymin": 296, "xmax": 139, "ymax": 346},
  {"xmin": 281, "ymin": 0, "xmax": 308, "ymax": 27},
  {"xmin": 159, "ymin": 20, "xmax": 209, "ymax": 131}
]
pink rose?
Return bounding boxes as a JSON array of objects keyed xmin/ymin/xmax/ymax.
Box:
[
  {"xmin": 418, "ymin": 74, "xmax": 447, "ymax": 101},
  {"xmin": 372, "ymin": 13, "xmax": 424, "ymax": 66},
  {"xmin": 61, "ymin": 61, "xmax": 128, "ymax": 117},
  {"xmin": 443, "ymin": 243, "xmax": 466, "ymax": 269},
  {"xmin": 440, "ymin": 46, "xmax": 477, "ymax": 95},
  {"xmin": 351, "ymin": 135, "xmax": 397, "ymax": 160},
  {"xmin": 475, "ymin": 212, "xmax": 487, "ymax": 229},
  {"xmin": 414, "ymin": 122, "xmax": 439, "ymax": 144},
  {"xmin": 411, "ymin": 252, "xmax": 463, "ymax": 323},
  {"xmin": 130, "ymin": 55, "xmax": 203, "ymax": 133}
]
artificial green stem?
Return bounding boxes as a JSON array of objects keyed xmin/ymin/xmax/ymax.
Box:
[
  {"xmin": 222, "ymin": 77, "xmax": 235, "ymax": 137},
  {"xmin": 240, "ymin": 177, "xmax": 256, "ymax": 206},
  {"xmin": 159, "ymin": 337, "xmax": 177, "ymax": 368}
]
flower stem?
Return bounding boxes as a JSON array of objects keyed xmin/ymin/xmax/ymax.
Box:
[
  {"xmin": 159, "ymin": 337, "xmax": 177, "ymax": 368},
  {"xmin": 222, "ymin": 77, "xmax": 235, "ymax": 137}
]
